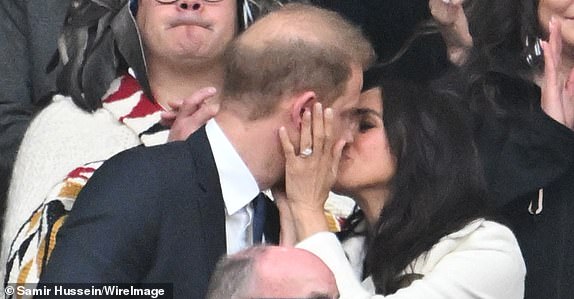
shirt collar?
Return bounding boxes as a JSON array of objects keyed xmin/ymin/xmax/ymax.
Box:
[{"xmin": 205, "ymin": 119, "xmax": 260, "ymax": 215}]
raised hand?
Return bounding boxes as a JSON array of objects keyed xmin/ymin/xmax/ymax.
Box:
[
  {"xmin": 160, "ymin": 87, "xmax": 220, "ymax": 141},
  {"xmin": 429, "ymin": 0, "xmax": 472, "ymax": 65},
  {"xmin": 430, "ymin": 0, "xmax": 464, "ymax": 26},
  {"xmin": 277, "ymin": 102, "xmax": 346, "ymax": 241},
  {"xmin": 540, "ymin": 17, "xmax": 574, "ymax": 131}
]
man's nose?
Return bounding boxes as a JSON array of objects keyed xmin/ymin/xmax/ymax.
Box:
[{"xmin": 178, "ymin": 0, "xmax": 202, "ymax": 11}]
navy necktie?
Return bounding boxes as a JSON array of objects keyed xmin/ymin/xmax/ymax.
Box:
[{"xmin": 252, "ymin": 193, "xmax": 268, "ymax": 244}]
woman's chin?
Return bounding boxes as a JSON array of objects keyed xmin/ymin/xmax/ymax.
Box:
[{"xmin": 332, "ymin": 181, "xmax": 353, "ymax": 198}]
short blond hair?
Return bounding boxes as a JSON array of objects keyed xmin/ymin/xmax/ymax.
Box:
[{"xmin": 222, "ymin": 3, "xmax": 375, "ymax": 120}]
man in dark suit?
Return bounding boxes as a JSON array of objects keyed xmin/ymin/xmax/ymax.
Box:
[{"xmin": 38, "ymin": 3, "xmax": 374, "ymax": 298}]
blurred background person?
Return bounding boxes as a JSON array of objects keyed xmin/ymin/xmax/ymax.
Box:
[
  {"xmin": 206, "ymin": 245, "xmax": 338, "ymax": 299},
  {"xmin": 460, "ymin": 0, "xmax": 574, "ymax": 298}
]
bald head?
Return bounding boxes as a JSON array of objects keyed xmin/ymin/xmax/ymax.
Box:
[
  {"xmin": 221, "ymin": 3, "xmax": 374, "ymax": 120},
  {"xmin": 206, "ymin": 246, "xmax": 339, "ymax": 299},
  {"xmin": 247, "ymin": 246, "xmax": 338, "ymax": 298},
  {"xmin": 239, "ymin": 3, "xmax": 373, "ymax": 67}
]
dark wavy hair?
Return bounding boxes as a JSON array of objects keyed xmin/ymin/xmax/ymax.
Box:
[
  {"xmin": 466, "ymin": 0, "xmax": 541, "ymax": 75},
  {"xmin": 462, "ymin": 0, "xmax": 543, "ymax": 118},
  {"xmin": 342, "ymin": 75, "xmax": 492, "ymax": 295}
]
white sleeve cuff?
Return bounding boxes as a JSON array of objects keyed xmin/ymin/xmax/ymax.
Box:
[{"xmin": 296, "ymin": 232, "xmax": 372, "ymax": 299}]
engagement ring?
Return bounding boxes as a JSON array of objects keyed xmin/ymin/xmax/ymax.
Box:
[{"xmin": 300, "ymin": 148, "xmax": 313, "ymax": 158}]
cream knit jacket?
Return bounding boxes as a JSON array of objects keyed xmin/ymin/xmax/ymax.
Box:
[{"xmin": 1, "ymin": 75, "xmax": 167, "ymax": 278}]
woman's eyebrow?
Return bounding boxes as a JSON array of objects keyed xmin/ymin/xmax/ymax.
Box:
[{"xmin": 355, "ymin": 107, "xmax": 382, "ymax": 118}]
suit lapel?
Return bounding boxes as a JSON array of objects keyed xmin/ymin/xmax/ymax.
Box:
[{"xmin": 186, "ymin": 127, "xmax": 227, "ymax": 266}]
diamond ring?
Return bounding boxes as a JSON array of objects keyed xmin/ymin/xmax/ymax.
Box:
[{"xmin": 300, "ymin": 148, "xmax": 313, "ymax": 158}]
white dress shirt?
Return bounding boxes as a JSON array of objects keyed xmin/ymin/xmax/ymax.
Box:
[{"xmin": 205, "ymin": 119, "xmax": 260, "ymax": 254}]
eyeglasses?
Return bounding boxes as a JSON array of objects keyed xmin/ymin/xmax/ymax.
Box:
[{"xmin": 155, "ymin": 0, "xmax": 224, "ymax": 4}]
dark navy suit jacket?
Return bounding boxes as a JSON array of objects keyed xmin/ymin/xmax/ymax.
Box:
[{"xmin": 39, "ymin": 127, "xmax": 230, "ymax": 298}]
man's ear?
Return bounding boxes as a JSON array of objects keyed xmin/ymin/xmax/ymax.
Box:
[{"xmin": 290, "ymin": 91, "xmax": 316, "ymax": 127}]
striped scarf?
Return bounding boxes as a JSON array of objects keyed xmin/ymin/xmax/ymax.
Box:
[{"xmin": 4, "ymin": 74, "xmax": 168, "ymax": 291}]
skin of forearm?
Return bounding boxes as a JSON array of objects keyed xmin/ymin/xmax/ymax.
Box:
[{"xmin": 289, "ymin": 204, "xmax": 330, "ymax": 242}]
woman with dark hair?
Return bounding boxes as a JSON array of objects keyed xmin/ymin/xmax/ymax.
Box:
[
  {"xmin": 459, "ymin": 1, "xmax": 574, "ymax": 298},
  {"xmin": 274, "ymin": 74, "xmax": 525, "ymax": 298}
]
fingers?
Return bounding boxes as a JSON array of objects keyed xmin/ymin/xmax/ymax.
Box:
[
  {"xmin": 160, "ymin": 110, "xmax": 177, "ymax": 127},
  {"xmin": 545, "ymin": 17, "xmax": 562, "ymax": 69},
  {"xmin": 281, "ymin": 103, "xmax": 342, "ymax": 163},
  {"xmin": 542, "ymin": 17, "xmax": 562, "ymax": 100},
  {"xmin": 430, "ymin": 0, "xmax": 461, "ymax": 26},
  {"xmin": 278, "ymin": 104, "xmax": 341, "ymax": 239},
  {"xmin": 165, "ymin": 99, "xmax": 183, "ymax": 111},
  {"xmin": 540, "ymin": 17, "xmax": 567, "ymax": 125},
  {"xmin": 299, "ymin": 109, "xmax": 312, "ymax": 157},
  {"xmin": 323, "ymin": 107, "xmax": 344, "ymax": 178},
  {"xmin": 161, "ymin": 87, "xmax": 217, "ymax": 128},
  {"xmin": 166, "ymin": 87, "xmax": 219, "ymax": 141},
  {"xmin": 312, "ymin": 103, "xmax": 325, "ymax": 156},
  {"xmin": 168, "ymin": 101, "xmax": 219, "ymax": 141},
  {"xmin": 541, "ymin": 40, "xmax": 562, "ymax": 124},
  {"xmin": 542, "ymin": 41, "xmax": 557, "ymax": 91},
  {"xmin": 299, "ymin": 103, "xmax": 334, "ymax": 158},
  {"xmin": 303, "ymin": 103, "xmax": 341, "ymax": 160},
  {"xmin": 188, "ymin": 101, "xmax": 219, "ymax": 127},
  {"xmin": 279, "ymin": 126, "xmax": 296, "ymax": 161},
  {"xmin": 549, "ymin": 17, "xmax": 562, "ymax": 62},
  {"xmin": 178, "ymin": 87, "xmax": 217, "ymax": 117},
  {"xmin": 323, "ymin": 107, "xmax": 334, "ymax": 157}
]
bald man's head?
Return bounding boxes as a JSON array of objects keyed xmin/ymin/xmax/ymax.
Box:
[
  {"xmin": 247, "ymin": 246, "xmax": 338, "ymax": 298},
  {"xmin": 221, "ymin": 3, "xmax": 374, "ymax": 120},
  {"xmin": 206, "ymin": 246, "xmax": 339, "ymax": 299},
  {"xmin": 238, "ymin": 3, "xmax": 372, "ymax": 66}
]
